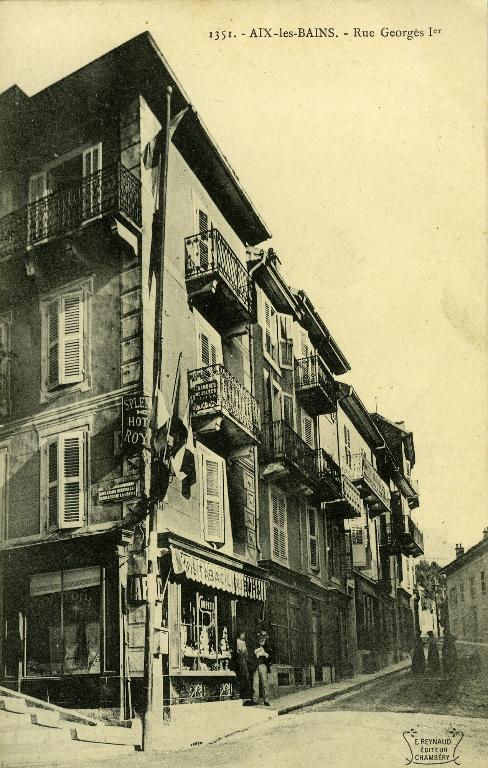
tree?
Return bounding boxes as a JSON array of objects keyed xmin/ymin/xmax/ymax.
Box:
[{"xmin": 415, "ymin": 559, "xmax": 447, "ymax": 630}]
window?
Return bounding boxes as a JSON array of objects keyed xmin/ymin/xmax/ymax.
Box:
[
  {"xmin": 307, "ymin": 506, "xmax": 319, "ymax": 570},
  {"xmin": 195, "ymin": 310, "xmax": 222, "ymax": 370},
  {"xmin": 259, "ymin": 289, "xmax": 279, "ymax": 367},
  {"xmin": 450, "ymin": 586, "xmax": 457, "ymax": 607},
  {"xmin": 351, "ymin": 525, "xmax": 364, "ymax": 545},
  {"xmin": 26, "ymin": 567, "xmax": 101, "ymax": 677},
  {"xmin": 278, "ymin": 314, "xmax": 293, "ymax": 367},
  {"xmin": 0, "ymin": 318, "xmax": 11, "ymax": 415},
  {"xmin": 481, "ymin": 571, "xmax": 486, "ymax": 595},
  {"xmin": 0, "ymin": 446, "xmax": 7, "ymax": 540},
  {"xmin": 44, "ymin": 430, "xmax": 87, "ymax": 530},
  {"xmin": 469, "ymin": 575, "xmax": 475, "ymax": 599},
  {"xmin": 199, "ymin": 444, "xmax": 227, "ymax": 545},
  {"xmin": 459, "ymin": 583, "xmax": 464, "ymax": 602},
  {"xmin": 40, "ymin": 279, "xmax": 92, "ymax": 401},
  {"xmin": 344, "ymin": 425, "xmax": 352, "ymax": 469},
  {"xmin": 179, "ymin": 584, "xmax": 233, "ymax": 673},
  {"xmin": 327, "ymin": 519, "xmax": 340, "ymax": 578},
  {"xmin": 283, "ymin": 393, "xmax": 295, "ymax": 429},
  {"xmin": 193, "ymin": 193, "xmax": 212, "ymax": 271},
  {"xmin": 270, "ymin": 487, "xmax": 287, "ymax": 564}
]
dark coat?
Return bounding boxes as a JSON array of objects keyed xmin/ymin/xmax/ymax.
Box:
[{"xmin": 250, "ymin": 640, "xmax": 274, "ymax": 672}]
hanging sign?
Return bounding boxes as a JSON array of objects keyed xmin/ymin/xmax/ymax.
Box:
[
  {"xmin": 122, "ymin": 394, "xmax": 151, "ymax": 450},
  {"xmin": 98, "ymin": 479, "xmax": 140, "ymax": 503}
]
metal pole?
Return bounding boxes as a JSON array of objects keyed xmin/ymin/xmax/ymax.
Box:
[{"xmin": 142, "ymin": 84, "xmax": 173, "ymax": 754}]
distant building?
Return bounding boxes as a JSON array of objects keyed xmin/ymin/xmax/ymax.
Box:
[{"xmin": 442, "ymin": 533, "xmax": 488, "ymax": 645}]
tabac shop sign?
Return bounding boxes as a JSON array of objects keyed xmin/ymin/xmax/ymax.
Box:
[{"xmin": 122, "ymin": 394, "xmax": 151, "ymax": 450}]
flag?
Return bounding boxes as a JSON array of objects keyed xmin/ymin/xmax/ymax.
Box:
[
  {"xmin": 171, "ymin": 405, "xmax": 196, "ymax": 496},
  {"xmin": 149, "ymin": 381, "xmax": 170, "ymax": 455}
]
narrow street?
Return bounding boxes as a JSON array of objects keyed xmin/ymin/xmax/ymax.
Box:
[{"xmin": 16, "ymin": 671, "xmax": 488, "ymax": 768}]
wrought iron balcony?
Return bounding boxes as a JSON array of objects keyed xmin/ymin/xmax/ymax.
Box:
[
  {"xmin": 0, "ymin": 163, "xmax": 141, "ymax": 261},
  {"xmin": 184, "ymin": 228, "xmax": 253, "ymax": 331},
  {"xmin": 349, "ymin": 454, "xmax": 391, "ymax": 516},
  {"xmin": 188, "ymin": 363, "xmax": 260, "ymax": 448},
  {"xmin": 380, "ymin": 520, "xmax": 402, "ymax": 555},
  {"xmin": 324, "ymin": 474, "xmax": 364, "ymax": 519},
  {"xmin": 402, "ymin": 515, "xmax": 424, "ymax": 557},
  {"xmin": 261, "ymin": 420, "xmax": 319, "ymax": 492},
  {"xmin": 315, "ymin": 448, "xmax": 342, "ymax": 501},
  {"xmin": 294, "ymin": 355, "xmax": 337, "ymax": 415}
]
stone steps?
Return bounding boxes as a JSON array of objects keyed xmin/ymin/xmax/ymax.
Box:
[{"xmin": 0, "ymin": 687, "xmax": 141, "ymax": 765}]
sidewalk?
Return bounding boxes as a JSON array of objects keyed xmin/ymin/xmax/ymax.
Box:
[
  {"xmin": 271, "ymin": 658, "xmax": 411, "ymax": 714},
  {"xmin": 151, "ymin": 658, "xmax": 410, "ymax": 752}
]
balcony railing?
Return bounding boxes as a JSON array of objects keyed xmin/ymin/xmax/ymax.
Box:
[
  {"xmin": 294, "ymin": 355, "xmax": 336, "ymax": 415},
  {"xmin": 404, "ymin": 516, "xmax": 424, "ymax": 556},
  {"xmin": 350, "ymin": 454, "xmax": 391, "ymax": 514},
  {"xmin": 262, "ymin": 420, "xmax": 318, "ymax": 488},
  {"xmin": 316, "ymin": 448, "xmax": 341, "ymax": 497},
  {"xmin": 185, "ymin": 228, "xmax": 253, "ymax": 316},
  {"xmin": 188, "ymin": 363, "xmax": 260, "ymax": 439},
  {"xmin": 0, "ymin": 164, "xmax": 141, "ymax": 261}
]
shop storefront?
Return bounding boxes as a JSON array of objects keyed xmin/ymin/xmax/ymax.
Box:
[
  {"xmin": 159, "ymin": 536, "xmax": 267, "ymax": 705},
  {"xmin": 1, "ymin": 527, "xmax": 129, "ymax": 712}
]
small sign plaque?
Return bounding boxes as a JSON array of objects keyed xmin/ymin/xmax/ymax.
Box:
[{"xmin": 98, "ymin": 479, "xmax": 139, "ymax": 503}]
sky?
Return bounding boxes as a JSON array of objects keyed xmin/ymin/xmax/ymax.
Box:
[{"xmin": 0, "ymin": 0, "xmax": 486, "ymax": 563}]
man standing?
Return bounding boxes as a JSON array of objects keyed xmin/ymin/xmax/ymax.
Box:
[
  {"xmin": 250, "ymin": 630, "xmax": 274, "ymax": 706},
  {"xmin": 427, "ymin": 630, "xmax": 440, "ymax": 674}
]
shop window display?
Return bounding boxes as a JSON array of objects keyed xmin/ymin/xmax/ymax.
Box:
[
  {"xmin": 26, "ymin": 567, "xmax": 101, "ymax": 677},
  {"xmin": 180, "ymin": 583, "xmax": 234, "ymax": 672}
]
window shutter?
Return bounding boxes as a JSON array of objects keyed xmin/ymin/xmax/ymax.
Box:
[
  {"xmin": 59, "ymin": 432, "xmax": 85, "ymax": 529},
  {"xmin": 203, "ymin": 454, "xmax": 224, "ymax": 543},
  {"xmin": 344, "ymin": 425, "xmax": 352, "ymax": 469},
  {"xmin": 48, "ymin": 439, "xmax": 59, "ymax": 528},
  {"xmin": 308, "ymin": 506, "xmax": 319, "ymax": 569},
  {"xmin": 61, "ymin": 293, "xmax": 83, "ymax": 384},
  {"xmin": 272, "ymin": 490, "xmax": 287, "ymax": 563},
  {"xmin": 302, "ymin": 413, "xmax": 314, "ymax": 448},
  {"xmin": 200, "ymin": 332, "xmax": 210, "ymax": 367},
  {"xmin": 198, "ymin": 208, "xmax": 209, "ymax": 270},
  {"xmin": 47, "ymin": 300, "xmax": 60, "ymax": 389},
  {"xmin": 82, "ymin": 144, "xmax": 102, "ymax": 218},
  {"xmin": 283, "ymin": 395, "xmax": 294, "ymax": 428},
  {"xmin": 0, "ymin": 323, "xmax": 10, "ymax": 415}
]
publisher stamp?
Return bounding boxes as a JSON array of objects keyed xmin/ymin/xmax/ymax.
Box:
[{"xmin": 403, "ymin": 727, "xmax": 464, "ymax": 765}]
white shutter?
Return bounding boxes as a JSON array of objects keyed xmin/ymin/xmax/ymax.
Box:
[
  {"xmin": 195, "ymin": 311, "xmax": 222, "ymax": 369},
  {"xmin": 195, "ymin": 198, "xmax": 209, "ymax": 270},
  {"xmin": 0, "ymin": 323, "xmax": 10, "ymax": 415},
  {"xmin": 83, "ymin": 143, "xmax": 102, "ymax": 218},
  {"xmin": 59, "ymin": 431, "xmax": 85, "ymax": 528},
  {"xmin": 271, "ymin": 490, "xmax": 287, "ymax": 563},
  {"xmin": 308, "ymin": 506, "xmax": 319, "ymax": 570},
  {"xmin": 301, "ymin": 412, "xmax": 315, "ymax": 448},
  {"xmin": 60, "ymin": 293, "xmax": 83, "ymax": 384},
  {"xmin": 202, "ymin": 451, "xmax": 225, "ymax": 543},
  {"xmin": 283, "ymin": 394, "xmax": 294, "ymax": 428}
]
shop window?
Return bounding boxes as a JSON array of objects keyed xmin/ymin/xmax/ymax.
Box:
[
  {"xmin": 179, "ymin": 583, "xmax": 234, "ymax": 672},
  {"xmin": 26, "ymin": 567, "xmax": 101, "ymax": 677}
]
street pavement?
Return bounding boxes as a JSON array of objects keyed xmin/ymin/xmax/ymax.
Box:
[{"xmin": 13, "ymin": 671, "xmax": 487, "ymax": 768}]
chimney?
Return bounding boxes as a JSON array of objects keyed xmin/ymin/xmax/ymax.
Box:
[
  {"xmin": 455, "ymin": 544, "xmax": 464, "ymax": 558},
  {"xmin": 483, "ymin": 528, "xmax": 488, "ymax": 541}
]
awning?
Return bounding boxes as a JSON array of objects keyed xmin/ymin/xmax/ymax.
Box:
[{"xmin": 170, "ymin": 546, "xmax": 266, "ymax": 602}]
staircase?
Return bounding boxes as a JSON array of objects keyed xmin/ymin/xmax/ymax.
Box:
[{"xmin": 0, "ymin": 685, "xmax": 141, "ymax": 766}]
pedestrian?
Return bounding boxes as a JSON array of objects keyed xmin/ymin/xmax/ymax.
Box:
[
  {"xmin": 411, "ymin": 630, "xmax": 425, "ymax": 675},
  {"xmin": 235, "ymin": 630, "xmax": 251, "ymax": 701},
  {"xmin": 442, "ymin": 630, "xmax": 458, "ymax": 678},
  {"xmin": 249, "ymin": 629, "xmax": 274, "ymax": 706},
  {"xmin": 426, "ymin": 630, "xmax": 440, "ymax": 674}
]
